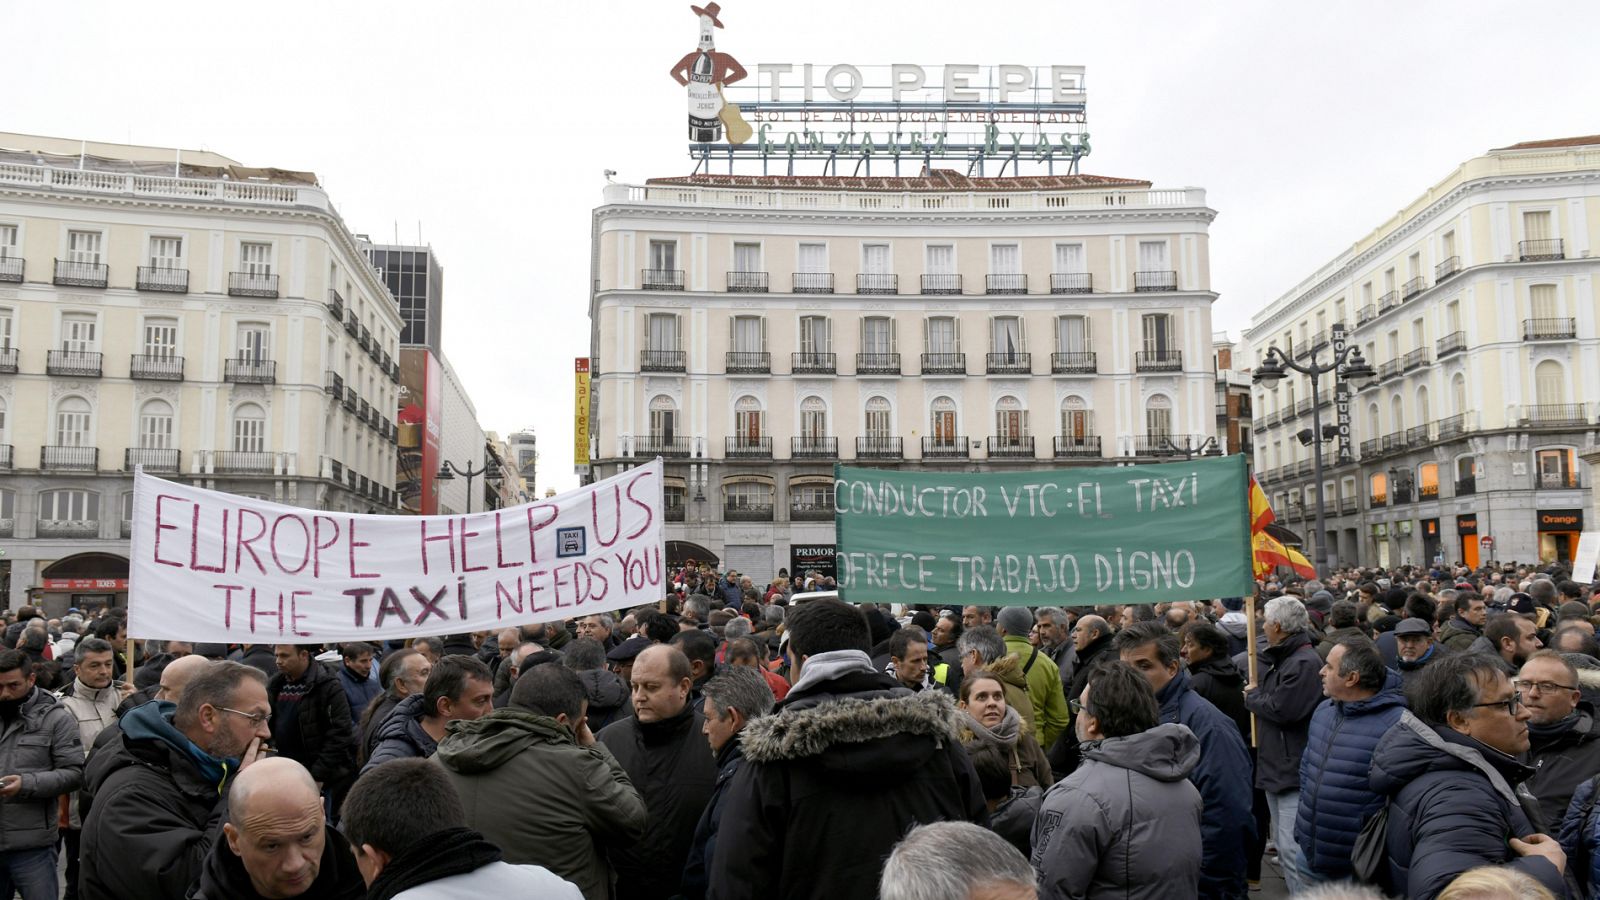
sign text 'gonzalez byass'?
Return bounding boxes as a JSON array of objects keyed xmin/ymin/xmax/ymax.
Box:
[
  {"xmin": 128, "ymin": 461, "xmax": 664, "ymax": 643},
  {"xmin": 834, "ymin": 455, "xmax": 1252, "ymax": 606}
]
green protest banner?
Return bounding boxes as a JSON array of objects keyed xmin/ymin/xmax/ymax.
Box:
[{"xmin": 834, "ymin": 454, "xmax": 1253, "ymax": 606}]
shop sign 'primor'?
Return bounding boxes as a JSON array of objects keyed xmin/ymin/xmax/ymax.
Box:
[{"xmin": 669, "ymin": 3, "xmax": 1089, "ymax": 175}]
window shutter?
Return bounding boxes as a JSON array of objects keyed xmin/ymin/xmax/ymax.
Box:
[
  {"xmin": 761, "ymin": 316, "xmax": 768, "ymax": 352},
  {"xmin": 954, "ymin": 316, "xmax": 962, "ymax": 352},
  {"xmin": 825, "ymin": 316, "xmax": 833, "ymax": 354}
]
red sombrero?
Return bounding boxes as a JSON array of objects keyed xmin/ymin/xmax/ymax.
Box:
[{"xmin": 691, "ymin": 2, "xmax": 724, "ymax": 27}]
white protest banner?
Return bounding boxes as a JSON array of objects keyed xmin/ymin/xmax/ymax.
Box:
[
  {"xmin": 1573, "ymin": 531, "xmax": 1600, "ymax": 584},
  {"xmin": 128, "ymin": 460, "xmax": 664, "ymax": 643}
]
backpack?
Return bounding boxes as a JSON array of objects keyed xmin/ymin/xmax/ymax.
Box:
[{"xmin": 1350, "ymin": 804, "xmax": 1390, "ymax": 887}]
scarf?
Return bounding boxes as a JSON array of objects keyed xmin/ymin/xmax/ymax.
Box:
[
  {"xmin": 365, "ymin": 826, "xmax": 503, "ymax": 900},
  {"xmin": 957, "ymin": 705, "xmax": 1021, "ymax": 750},
  {"xmin": 1528, "ymin": 711, "xmax": 1580, "ymax": 745},
  {"xmin": 788, "ymin": 649, "xmax": 876, "ymax": 696}
]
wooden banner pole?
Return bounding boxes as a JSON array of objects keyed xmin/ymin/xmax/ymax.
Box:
[{"xmin": 1245, "ymin": 592, "xmax": 1259, "ymax": 748}]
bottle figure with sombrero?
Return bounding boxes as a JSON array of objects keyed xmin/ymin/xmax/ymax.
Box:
[{"xmin": 669, "ymin": 2, "xmax": 748, "ymax": 142}]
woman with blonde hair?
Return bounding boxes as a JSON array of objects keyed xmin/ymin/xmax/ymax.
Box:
[{"xmin": 1438, "ymin": 865, "xmax": 1558, "ymax": 900}]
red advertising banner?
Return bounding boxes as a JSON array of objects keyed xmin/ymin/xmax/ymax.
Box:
[{"xmin": 42, "ymin": 578, "xmax": 128, "ymax": 591}]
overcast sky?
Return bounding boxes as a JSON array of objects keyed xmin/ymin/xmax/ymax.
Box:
[{"xmin": 6, "ymin": 1, "xmax": 1599, "ymax": 491}]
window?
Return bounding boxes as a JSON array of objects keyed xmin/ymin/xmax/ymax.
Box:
[
  {"xmin": 1145, "ymin": 395, "xmax": 1172, "ymax": 438},
  {"xmin": 55, "ymin": 397, "xmax": 92, "ymax": 446},
  {"xmin": 0, "ymin": 309, "xmax": 12, "ymax": 350},
  {"xmin": 149, "ymin": 236, "xmax": 183, "ymax": 269},
  {"xmin": 143, "ymin": 317, "xmax": 178, "ymax": 358},
  {"xmin": 232, "ymin": 403, "xmax": 266, "ymax": 452},
  {"xmin": 798, "ymin": 316, "xmax": 831, "ymax": 354},
  {"xmin": 237, "ymin": 323, "xmax": 269, "ymax": 362},
  {"xmin": 991, "ymin": 316, "xmax": 1024, "ymax": 357},
  {"xmin": 734, "ymin": 396, "xmax": 763, "ymax": 439},
  {"xmin": 1053, "ymin": 243, "xmax": 1085, "ymax": 273},
  {"xmin": 1057, "ymin": 315, "xmax": 1091, "ymax": 353},
  {"xmin": 797, "ymin": 242, "xmax": 827, "ymax": 273},
  {"xmin": 40, "ymin": 489, "xmax": 98, "ymax": 522},
  {"xmin": 1408, "ymin": 252, "xmax": 1422, "ymax": 281},
  {"xmin": 862, "ymin": 317, "xmax": 894, "ymax": 353},
  {"xmin": 1419, "ymin": 463, "xmax": 1440, "ymax": 499},
  {"xmin": 1334, "ymin": 299, "xmax": 1346, "ymax": 325},
  {"xmin": 1530, "ymin": 284, "xmax": 1558, "ymax": 320},
  {"xmin": 1411, "ymin": 319, "xmax": 1425, "ymax": 349},
  {"xmin": 864, "ymin": 397, "xmax": 891, "ymax": 437},
  {"xmin": 791, "ymin": 481, "xmax": 833, "ymax": 514},
  {"xmin": 648, "ymin": 396, "xmax": 676, "ymax": 441},
  {"xmin": 646, "ymin": 313, "xmax": 680, "ymax": 351},
  {"xmin": 1523, "ymin": 210, "xmax": 1552, "ymax": 242},
  {"xmin": 924, "ymin": 244, "xmax": 955, "ymax": 275},
  {"xmin": 1441, "ymin": 230, "xmax": 1456, "ymax": 258},
  {"xmin": 724, "ymin": 480, "xmax": 773, "ymax": 511},
  {"xmin": 1416, "ymin": 386, "xmax": 1430, "ymax": 424},
  {"xmin": 799, "ymin": 397, "xmax": 827, "ymax": 438},
  {"xmin": 138, "ymin": 400, "xmax": 174, "ymax": 449},
  {"xmin": 863, "ymin": 243, "xmax": 891, "ymax": 274},
  {"xmin": 1536, "ymin": 448, "xmax": 1577, "ymax": 489},
  {"xmin": 729, "ymin": 316, "xmax": 765, "ymax": 353},
  {"xmin": 1535, "ymin": 360, "xmax": 1565, "ymax": 406},
  {"xmin": 995, "ymin": 396, "xmax": 1027, "ymax": 442},
  {"xmin": 1386, "ymin": 331, "xmax": 1400, "ymax": 359},
  {"xmin": 0, "ymin": 224, "xmax": 16, "ymax": 259},
  {"xmin": 62, "ymin": 313, "xmax": 97, "ymax": 352},
  {"xmin": 1383, "ymin": 268, "xmax": 1396, "ymax": 295},
  {"xmin": 240, "ymin": 242, "xmax": 272, "ymax": 276},
  {"xmin": 67, "ymin": 231, "xmax": 102, "ymax": 265},
  {"xmin": 732, "ymin": 242, "xmax": 761, "ymax": 273},
  {"xmin": 926, "ymin": 316, "xmax": 960, "ymax": 354},
  {"xmin": 990, "ymin": 243, "xmax": 1020, "ymax": 274},
  {"xmin": 930, "ymin": 397, "xmax": 958, "ymax": 443},
  {"xmin": 1141, "ymin": 314, "xmax": 1172, "ymax": 355},
  {"xmin": 1361, "ymin": 283, "xmax": 1373, "ymax": 306},
  {"xmin": 1370, "ymin": 473, "xmax": 1388, "ymax": 505},
  {"xmin": 1061, "ymin": 397, "xmax": 1093, "ymax": 439},
  {"xmin": 1446, "ymin": 300, "xmax": 1461, "ymax": 333},
  {"xmin": 648, "ymin": 240, "xmax": 677, "ymax": 271},
  {"xmin": 1137, "ymin": 240, "xmax": 1169, "ymax": 271},
  {"xmin": 1367, "ymin": 404, "xmax": 1380, "ymax": 439},
  {"xmin": 1451, "ymin": 374, "xmax": 1467, "ymax": 415}
]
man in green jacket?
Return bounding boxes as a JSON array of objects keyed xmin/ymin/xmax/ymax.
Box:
[
  {"xmin": 434, "ymin": 664, "xmax": 646, "ymax": 900},
  {"xmin": 995, "ymin": 607, "xmax": 1069, "ymax": 749}
]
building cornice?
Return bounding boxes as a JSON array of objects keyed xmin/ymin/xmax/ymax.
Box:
[{"xmin": 593, "ymin": 203, "xmax": 1218, "ymax": 228}]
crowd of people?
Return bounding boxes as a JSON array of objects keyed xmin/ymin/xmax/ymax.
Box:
[{"xmin": 0, "ymin": 559, "xmax": 1596, "ymax": 898}]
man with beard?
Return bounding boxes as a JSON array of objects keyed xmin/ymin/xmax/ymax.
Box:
[
  {"xmin": 80, "ymin": 661, "xmax": 271, "ymax": 900},
  {"xmin": 1519, "ymin": 650, "xmax": 1600, "ymax": 828},
  {"xmin": 0, "ymin": 649, "xmax": 83, "ymax": 900},
  {"xmin": 1394, "ymin": 618, "xmax": 1450, "ymax": 688},
  {"xmin": 1479, "ymin": 613, "xmax": 1544, "ymax": 674},
  {"xmin": 189, "ymin": 756, "xmax": 364, "ymax": 899}
]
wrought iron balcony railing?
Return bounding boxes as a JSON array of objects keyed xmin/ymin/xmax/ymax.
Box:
[
  {"xmin": 855, "ymin": 352, "xmax": 901, "ymax": 375},
  {"xmin": 1523, "ymin": 404, "xmax": 1586, "ymax": 427},
  {"xmin": 791, "ymin": 352, "xmax": 836, "ymax": 374},
  {"xmin": 1523, "ymin": 318, "xmax": 1576, "ymax": 341},
  {"xmin": 1519, "ymin": 238, "xmax": 1564, "ymax": 261},
  {"xmin": 41, "ymin": 446, "xmax": 98, "ymax": 471},
  {"xmin": 125, "ymin": 447, "xmax": 180, "ymax": 473},
  {"xmin": 130, "ymin": 354, "xmax": 184, "ymax": 380},
  {"xmin": 53, "ymin": 259, "xmax": 107, "ymax": 288},
  {"xmin": 725, "ymin": 351, "xmax": 771, "ymax": 374},
  {"xmin": 725, "ymin": 436, "xmax": 773, "ymax": 459},
  {"xmin": 855, "ymin": 436, "xmax": 903, "ymax": 459},
  {"xmin": 1436, "ymin": 256, "xmax": 1461, "ymax": 281},
  {"xmin": 986, "ymin": 436, "xmax": 1034, "ymax": 458},
  {"xmin": 921, "ymin": 436, "xmax": 969, "ymax": 459},
  {"xmin": 986, "ymin": 273, "xmax": 1027, "ymax": 294},
  {"xmin": 47, "ymin": 350, "xmax": 101, "ymax": 377},
  {"xmin": 792, "ymin": 272, "xmax": 834, "ymax": 293},
  {"xmin": 1050, "ymin": 272, "xmax": 1092, "ymax": 294},
  {"xmin": 640, "ymin": 349, "xmax": 686, "ymax": 372},
  {"xmin": 857, "ymin": 273, "xmax": 898, "ymax": 294},
  {"xmin": 1053, "ymin": 435, "xmax": 1101, "ymax": 458},
  {"xmin": 0, "ymin": 257, "xmax": 21, "ymax": 283},
  {"xmin": 1051, "ymin": 351, "xmax": 1096, "ymax": 374},
  {"xmin": 1437, "ymin": 331, "xmax": 1466, "ymax": 358},
  {"xmin": 224, "ymin": 359, "xmax": 277, "ymax": 384},
  {"xmin": 641, "ymin": 268, "xmax": 685, "ymax": 290},
  {"xmin": 136, "ymin": 266, "xmax": 188, "ymax": 293},
  {"xmin": 1133, "ymin": 270, "xmax": 1177, "ymax": 292},
  {"xmin": 985, "ymin": 352, "xmax": 1031, "ymax": 374},
  {"xmin": 921, "ymin": 352, "xmax": 966, "ymax": 375},
  {"xmin": 228, "ymin": 271, "xmax": 280, "ymax": 298},
  {"xmin": 921, "ymin": 274, "xmax": 962, "ymax": 295},
  {"xmin": 790, "ymin": 436, "xmax": 839, "ymax": 459},
  {"xmin": 1135, "ymin": 350, "xmax": 1182, "ymax": 372},
  {"xmin": 635, "ymin": 436, "xmax": 692, "ymax": 458},
  {"xmin": 1402, "ymin": 276, "xmax": 1427, "ymax": 299},
  {"xmin": 726, "ymin": 271, "xmax": 768, "ymax": 292}
]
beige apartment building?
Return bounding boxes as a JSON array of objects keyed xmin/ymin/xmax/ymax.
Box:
[
  {"xmin": 1247, "ymin": 136, "xmax": 1600, "ymax": 569},
  {"xmin": 0, "ymin": 133, "xmax": 403, "ymax": 613},
  {"xmin": 588, "ymin": 169, "xmax": 1221, "ymax": 578}
]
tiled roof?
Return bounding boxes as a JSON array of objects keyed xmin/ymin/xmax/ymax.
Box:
[
  {"xmin": 1494, "ymin": 135, "xmax": 1600, "ymax": 151},
  {"xmin": 646, "ymin": 168, "xmax": 1150, "ymax": 193}
]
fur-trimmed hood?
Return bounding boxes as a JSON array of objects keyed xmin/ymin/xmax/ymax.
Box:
[{"xmin": 739, "ymin": 688, "xmax": 961, "ymax": 765}]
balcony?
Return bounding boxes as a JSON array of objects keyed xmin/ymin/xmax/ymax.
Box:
[
  {"xmin": 921, "ymin": 352, "xmax": 966, "ymax": 375},
  {"xmin": 725, "ymin": 351, "xmax": 771, "ymax": 374},
  {"xmin": 1295, "ymin": 459, "xmax": 1314, "ymax": 477},
  {"xmin": 1402, "ymin": 348, "xmax": 1429, "ymax": 372},
  {"xmin": 725, "ymin": 436, "xmax": 773, "ymax": 459},
  {"xmin": 1437, "ymin": 413, "xmax": 1468, "ymax": 439},
  {"xmin": 1523, "ymin": 404, "xmax": 1586, "ymax": 427},
  {"xmin": 326, "ymin": 371, "xmax": 344, "ymax": 396},
  {"xmin": 793, "ymin": 272, "xmax": 834, "ymax": 294},
  {"xmin": 41, "ymin": 446, "xmax": 98, "ymax": 471},
  {"xmin": 790, "ymin": 500, "xmax": 835, "ymax": 522},
  {"xmin": 1376, "ymin": 359, "xmax": 1402, "ymax": 381},
  {"xmin": 1436, "ymin": 256, "xmax": 1461, "ymax": 281},
  {"xmin": 1265, "ymin": 411, "xmax": 1282, "ymax": 427},
  {"xmin": 986, "ymin": 352, "xmax": 1032, "ymax": 375},
  {"xmin": 1456, "ymin": 476, "xmax": 1476, "ymax": 496},
  {"xmin": 1356, "ymin": 304, "xmax": 1377, "ymax": 325},
  {"xmin": 330, "ymin": 459, "xmax": 344, "ymax": 482},
  {"xmin": 47, "ymin": 350, "xmax": 101, "ymax": 377},
  {"xmin": 358, "ymin": 325, "xmax": 372, "ymax": 352},
  {"xmin": 1420, "ymin": 481, "xmax": 1440, "ymax": 501},
  {"xmin": 1382, "ymin": 431, "xmax": 1406, "ymax": 453},
  {"xmin": 1402, "ymin": 276, "xmax": 1427, "ymax": 300},
  {"xmin": 1524, "ymin": 318, "xmax": 1576, "ymax": 341},
  {"xmin": 342, "ymin": 386, "xmax": 358, "ymax": 413},
  {"xmin": 1310, "ymin": 329, "xmax": 1330, "ymax": 352},
  {"xmin": 641, "ymin": 268, "xmax": 684, "ymax": 290},
  {"xmin": 1051, "ymin": 351, "xmax": 1096, "ymax": 375},
  {"xmin": 1135, "ymin": 435, "xmax": 1185, "ymax": 457},
  {"xmin": 791, "ymin": 436, "xmax": 839, "ymax": 459},
  {"xmin": 0, "ymin": 347, "xmax": 17, "ymax": 374},
  {"xmin": 328, "ymin": 288, "xmax": 345, "ymax": 321},
  {"xmin": 213, "ymin": 451, "xmax": 276, "ymax": 474},
  {"xmin": 1377, "ymin": 290, "xmax": 1400, "ymax": 313},
  {"xmin": 228, "ymin": 271, "xmax": 280, "ymax": 298},
  {"xmin": 857, "ymin": 273, "xmax": 898, "ymax": 294},
  {"xmin": 724, "ymin": 504, "xmax": 774, "ymax": 522},
  {"xmin": 727, "ymin": 271, "xmax": 768, "ymax": 293},
  {"xmin": 856, "ymin": 436, "xmax": 903, "ymax": 460},
  {"xmin": 0, "ymin": 444, "xmax": 9, "ymax": 468},
  {"xmin": 1359, "ymin": 437, "xmax": 1380, "ymax": 458},
  {"xmin": 39, "ymin": 519, "xmax": 99, "ymax": 539},
  {"xmin": 0, "ymin": 257, "xmax": 21, "ymax": 283},
  {"xmin": 635, "ymin": 436, "xmax": 691, "ymax": 458},
  {"xmin": 791, "ymin": 352, "xmax": 836, "ymax": 375},
  {"xmin": 1296, "ymin": 398, "xmax": 1313, "ymax": 417},
  {"xmin": 124, "ymin": 447, "xmax": 180, "ymax": 473},
  {"xmin": 1054, "ymin": 435, "xmax": 1102, "ymax": 458},
  {"xmin": 344, "ymin": 312, "xmax": 359, "ymax": 337},
  {"xmin": 922, "ymin": 436, "xmax": 969, "ymax": 459},
  {"xmin": 664, "ymin": 504, "xmax": 685, "ymax": 523},
  {"xmin": 921, "ymin": 274, "xmax": 962, "ymax": 295},
  {"xmin": 1135, "ymin": 350, "xmax": 1182, "ymax": 372},
  {"xmin": 1370, "ymin": 493, "xmax": 1388, "ymax": 508},
  {"xmin": 855, "ymin": 352, "xmax": 901, "ymax": 375},
  {"xmin": 130, "ymin": 354, "xmax": 184, "ymax": 381},
  {"xmin": 1392, "ymin": 483, "xmax": 1414, "ymax": 504},
  {"xmin": 53, "ymin": 259, "xmax": 108, "ymax": 288},
  {"xmin": 1437, "ymin": 331, "xmax": 1466, "ymax": 358},
  {"xmin": 1340, "ymin": 497, "xmax": 1358, "ymax": 515},
  {"xmin": 1133, "ymin": 270, "xmax": 1177, "ymax": 292},
  {"xmin": 1405, "ymin": 423, "xmax": 1435, "ymax": 446},
  {"xmin": 360, "ymin": 399, "xmax": 372, "ymax": 424},
  {"xmin": 136, "ymin": 266, "xmax": 188, "ymax": 293},
  {"xmin": 640, "ymin": 349, "xmax": 687, "ymax": 372},
  {"xmin": 1519, "ymin": 238, "xmax": 1564, "ymax": 261},
  {"xmin": 987, "ymin": 436, "xmax": 1035, "ymax": 459},
  {"xmin": 1050, "ymin": 272, "xmax": 1093, "ymax": 294},
  {"xmin": 224, "ymin": 359, "xmax": 277, "ymax": 384},
  {"xmin": 986, "ymin": 274, "xmax": 1027, "ymax": 295}
]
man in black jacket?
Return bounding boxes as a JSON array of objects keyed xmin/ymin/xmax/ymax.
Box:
[
  {"xmin": 680, "ymin": 665, "xmax": 773, "ymax": 899},
  {"xmin": 80, "ymin": 661, "xmax": 271, "ymax": 900},
  {"xmin": 707, "ymin": 598, "xmax": 985, "ymax": 900},
  {"xmin": 268, "ymin": 645, "xmax": 356, "ymax": 814},
  {"xmin": 1520, "ymin": 649, "xmax": 1600, "ymax": 828},
  {"xmin": 597, "ymin": 645, "xmax": 717, "ymax": 900}
]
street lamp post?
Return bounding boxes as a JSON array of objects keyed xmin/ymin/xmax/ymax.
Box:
[
  {"xmin": 436, "ymin": 459, "xmax": 500, "ymax": 514},
  {"xmin": 1252, "ymin": 343, "xmax": 1375, "ymax": 578},
  {"xmin": 1161, "ymin": 435, "xmax": 1224, "ymax": 461}
]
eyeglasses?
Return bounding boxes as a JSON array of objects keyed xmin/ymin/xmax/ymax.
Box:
[
  {"xmin": 217, "ymin": 706, "xmax": 269, "ymax": 728},
  {"xmin": 1514, "ymin": 680, "xmax": 1577, "ymax": 696},
  {"xmin": 1069, "ymin": 698, "xmax": 1092, "ymax": 717},
  {"xmin": 1471, "ymin": 693, "xmax": 1523, "ymax": 716}
]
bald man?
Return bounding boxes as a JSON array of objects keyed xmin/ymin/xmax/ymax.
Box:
[{"xmin": 190, "ymin": 757, "xmax": 364, "ymax": 899}]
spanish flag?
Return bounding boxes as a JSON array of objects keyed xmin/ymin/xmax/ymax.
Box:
[
  {"xmin": 1248, "ymin": 475, "xmax": 1275, "ymax": 534},
  {"xmin": 1252, "ymin": 530, "xmax": 1316, "ymax": 579}
]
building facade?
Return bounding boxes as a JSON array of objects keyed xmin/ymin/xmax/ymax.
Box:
[
  {"xmin": 1213, "ymin": 333, "xmax": 1253, "ymax": 459},
  {"xmin": 395, "ymin": 346, "xmax": 485, "ymax": 515},
  {"xmin": 1246, "ymin": 136, "xmax": 1600, "ymax": 569},
  {"xmin": 588, "ymin": 170, "xmax": 1221, "ymax": 579},
  {"xmin": 0, "ymin": 133, "xmax": 404, "ymax": 613},
  {"xmin": 508, "ymin": 428, "xmax": 537, "ymax": 500},
  {"xmin": 364, "ymin": 242, "xmax": 444, "ymax": 355}
]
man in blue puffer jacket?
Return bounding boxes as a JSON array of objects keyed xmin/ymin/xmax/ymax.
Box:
[
  {"xmin": 1294, "ymin": 637, "xmax": 1406, "ymax": 882},
  {"xmin": 1560, "ymin": 774, "xmax": 1600, "ymax": 899}
]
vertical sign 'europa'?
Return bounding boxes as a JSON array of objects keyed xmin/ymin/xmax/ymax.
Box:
[{"xmin": 1331, "ymin": 323, "xmax": 1352, "ymax": 465}]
